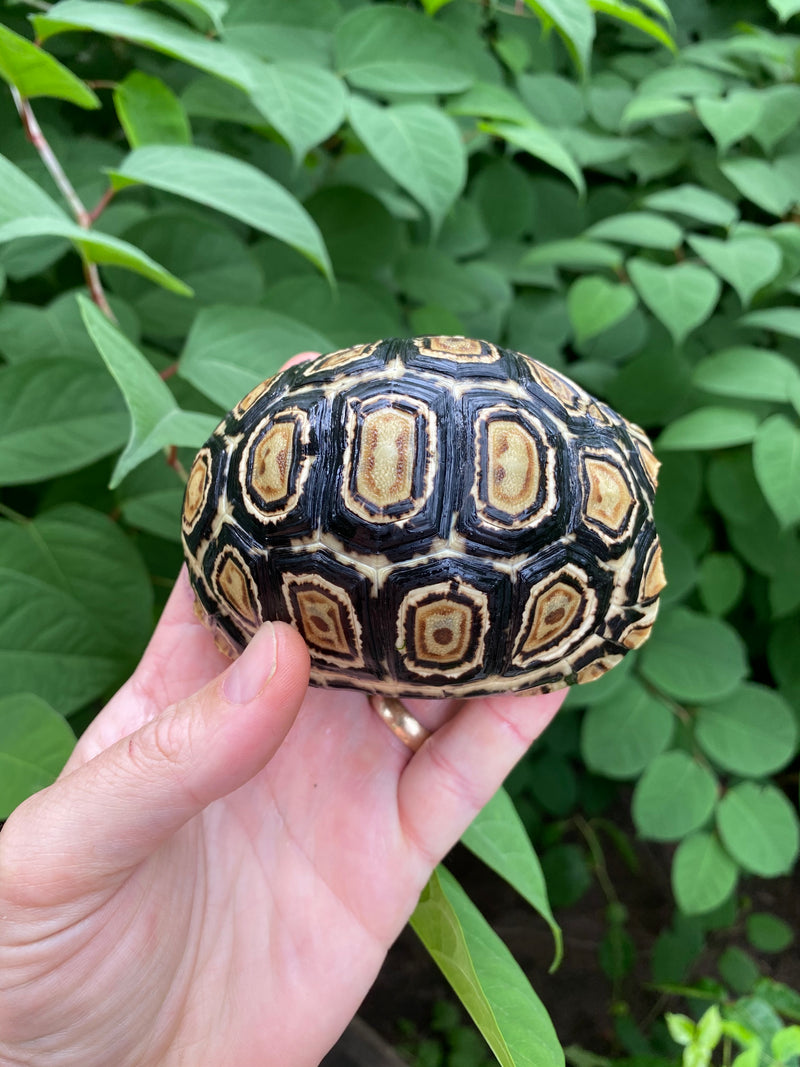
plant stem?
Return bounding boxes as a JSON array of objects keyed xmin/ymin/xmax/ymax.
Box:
[{"xmin": 11, "ymin": 87, "xmax": 116, "ymax": 320}]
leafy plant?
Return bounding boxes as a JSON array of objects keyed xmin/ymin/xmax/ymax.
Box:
[{"xmin": 1, "ymin": 0, "xmax": 799, "ymax": 1063}]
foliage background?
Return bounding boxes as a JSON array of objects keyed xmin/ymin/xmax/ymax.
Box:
[{"xmin": 1, "ymin": 0, "xmax": 799, "ymax": 1062}]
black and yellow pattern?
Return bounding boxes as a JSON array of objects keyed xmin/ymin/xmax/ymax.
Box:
[{"xmin": 182, "ymin": 337, "xmax": 665, "ymax": 698}]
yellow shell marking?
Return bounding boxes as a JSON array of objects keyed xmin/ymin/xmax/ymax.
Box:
[
  {"xmin": 214, "ymin": 550, "xmax": 261, "ymax": 629},
  {"xmin": 251, "ymin": 421, "xmax": 294, "ymax": 505},
  {"xmin": 643, "ymin": 542, "xmax": 666, "ymax": 600},
  {"xmin": 415, "ymin": 600, "xmax": 472, "ymax": 664},
  {"xmin": 399, "ymin": 579, "xmax": 489, "ymax": 677},
  {"xmin": 419, "ymin": 336, "xmax": 501, "ymax": 362},
  {"xmin": 182, "ymin": 448, "xmax": 211, "ymax": 532},
  {"xmin": 583, "ymin": 457, "xmax": 634, "ymax": 534},
  {"xmin": 355, "ymin": 406, "xmax": 416, "ymax": 511},
  {"xmin": 282, "ymin": 573, "xmax": 365, "ymax": 667},
  {"xmin": 519, "ymin": 581, "xmax": 583, "ymax": 655},
  {"xmin": 235, "ymin": 379, "xmax": 272, "ymax": 417},
  {"xmin": 486, "ymin": 419, "xmax": 540, "ymax": 514}
]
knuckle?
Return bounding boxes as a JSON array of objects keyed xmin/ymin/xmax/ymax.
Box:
[{"xmin": 425, "ymin": 735, "xmax": 484, "ymax": 815}]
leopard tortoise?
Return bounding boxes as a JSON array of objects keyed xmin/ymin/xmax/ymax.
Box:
[{"xmin": 181, "ymin": 336, "xmax": 665, "ymax": 699}]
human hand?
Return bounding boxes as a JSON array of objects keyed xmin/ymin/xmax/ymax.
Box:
[{"xmin": 0, "ymin": 356, "xmax": 566, "ymax": 1067}]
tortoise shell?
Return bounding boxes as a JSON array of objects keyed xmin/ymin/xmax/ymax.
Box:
[{"xmin": 181, "ymin": 336, "xmax": 665, "ymax": 699}]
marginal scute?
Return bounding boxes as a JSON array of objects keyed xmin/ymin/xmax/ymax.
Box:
[
  {"xmin": 212, "ymin": 546, "xmax": 261, "ymax": 631},
  {"xmin": 282, "ymin": 573, "xmax": 365, "ymax": 668},
  {"xmin": 642, "ymin": 541, "xmax": 667, "ymax": 601},
  {"xmin": 182, "ymin": 448, "xmax": 211, "ymax": 534}
]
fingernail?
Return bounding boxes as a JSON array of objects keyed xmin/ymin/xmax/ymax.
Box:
[{"xmin": 223, "ymin": 622, "xmax": 277, "ymax": 704}]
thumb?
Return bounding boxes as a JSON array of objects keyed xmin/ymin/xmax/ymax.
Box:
[{"xmin": 0, "ymin": 622, "xmax": 310, "ymax": 903}]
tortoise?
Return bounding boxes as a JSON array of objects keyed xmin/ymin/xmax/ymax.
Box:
[{"xmin": 181, "ymin": 336, "xmax": 665, "ymax": 699}]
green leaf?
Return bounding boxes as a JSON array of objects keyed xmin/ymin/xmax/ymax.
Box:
[
  {"xmin": 78, "ymin": 296, "xmax": 216, "ymax": 487},
  {"xmin": 639, "ymin": 607, "xmax": 748, "ymax": 703},
  {"xmin": 772, "ymin": 1027, "xmax": 800, "ymax": 1061},
  {"xmin": 589, "ymin": 0, "xmax": 676, "ymax": 51},
  {"xmin": 586, "ymin": 212, "xmax": 682, "ymax": 250},
  {"xmin": 481, "ymin": 121, "xmax": 584, "ymax": 196},
  {"xmin": 411, "ymin": 866, "xmax": 563, "ymax": 1067},
  {"xmin": 696, "ymin": 683, "xmax": 798, "ymax": 778},
  {"xmin": 249, "ymin": 63, "xmax": 347, "ymax": 164},
  {"xmin": 461, "ymin": 789, "xmax": 562, "ymax": 970},
  {"xmin": 717, "ymin": 782, "xmax": 800, "ymax": 877},
  {"xmin": 108, "ymin": 210, "xmax": 263, "ymax": 339},
  {"xmin": 754, "ymin": 85, "xmax": 800, "ymax": 154},
  {"xmin": 521, "ymin": 238, "xmax": 623, "ymax": 271},
  {"xmin": 181, "ymin": 75, "xmax": 265, "ymax": 127},
  {"xmin": 672, "ymin": 832, "xmax": 738, "ymax": 916},
  {"xmin": 0, "ymin": 505, "xmax": 152, "ymax": 714},
  {"xmin": 740, "ymin": 306, "xmax": 800, "ymax": 339},
  {"xmin": 0, "ymin": 358, "xmax": 127, "ymax": 486},
  {"xmin": 0, "ymin": 215, "xmax": 192, "ymax": 295},
  {"xmin": 746, "ymin": 913, "xmax": 794, "ymax": 954},
  {"xmin": 720, "ymin": 157, "xmax": 798, "ymax": 218},
  {"xmin": 34, "ymin": 1, "xmax": 251, "ymax": 87},
  {"xmin": 753, "ymin": 414, "xmax": 800, "ymax": 529},
  {"xmin": 523, "ymin": 0, "xmax": 595, "ymax": 74},
  {"xmin": 0, "ymin": 150, "xmax": 69, "ymax": 224},
  {"xmin": 0, "ymin": 693, "xmax": 76, "ymax": 818},
  {"xmin": 694, "ymin": 347, "xmax": 800, "ymax": 402},
  {"xmin": 657, "ymin": 407, "xmax": 760, "ymax": 450},
  {"xmin": 263, "ymin": 276, "xmax": 401, "ymax": 350},
  {"xmin": 642, "ymin": 184, "xmax": 738, "ymax": 228},
  {"xmin": 687, "ymin": 236, "xmax": 782, "ymax": 307},
  {"xmin": 334, "ymin": 6, "xmax": 473, "ymax": 95},
  {"xmin": 348, "ymin": 97, "xmax": 466, "ymax": 235},
  {"xmin": 628, "ymin": 259, "xmax": 720, "ymax": 346},
  {"xmin": 448, "ymin": 82, "xmax": 537, "ymax": 127},
  {"xmin": 632, "ymin": 751, "xmax": 718, "ymax": 841},
  {"xmin": 113, "ymin": 71, "xmax": 191, "ymax": 148},
  {"xmin": 581, "ymin": 679, "xmax": 674, "ymax": 780},
  {"xmin": 567, "ymin": 275, "xmax": 637, "ymax": 343},
  {"xmin": 179, "ymin": 304, "xmax": 334, "ymax": 409},
  {"xmin": 0, "ymin": 23, "xmax": 99, "ymax": 109},
  {"xmin": 769, "ymin": 0, "xmax": 800, "ymax": 20},
  {"xmin": 120, "ymin": 485, "xmax": 184, "ymax": 543},
  {"xmin": 667, "ymin": 1014, "xmax": 696, "ymax": 1046},
  {"xmin": 698, "ymin": 552, "xmax": 745, "ymax": 616},
  {"xmin": 621, "ymin": 94, "xmax": 691, "ymax": 130},
  {"xmin": 108, "ymin": 145, "xmax": 332, "ymax": 281},
  {"xmin": 695, "ymin": 91, "xmax": 762, "ymax": 155}
]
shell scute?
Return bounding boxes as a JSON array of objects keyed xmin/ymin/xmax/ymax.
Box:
[{"xmin": 182, "ymin": 337, "xmax": 664, "ymax": 698}]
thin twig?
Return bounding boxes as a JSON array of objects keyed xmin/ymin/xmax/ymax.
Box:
[
  {"xmin": 88, "ymin": 186, "xmax": 115, "ymax": 224},
  {"xmin": 166, "ymin": 445, "xmax": 189, "ymax": 482},
  {"xmin": 13, "ymin": 86, "xmax": 89, "ymax": 224},
  {"xmin": 11, "ymin": 86, "xmax": 116, "ymax": 319}
]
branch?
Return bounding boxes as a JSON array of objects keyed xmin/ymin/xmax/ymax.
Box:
[{"xmin": 11, "ymin": 87, "xmax": 115, "ymax": 319}]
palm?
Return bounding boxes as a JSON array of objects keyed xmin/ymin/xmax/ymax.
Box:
[{"xmin": 0, "ymin": 572, "xmax": 564, "ymax": 1067}]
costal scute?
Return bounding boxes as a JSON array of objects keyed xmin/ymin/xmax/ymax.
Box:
[{"xmin": 181, "ymin": 336, "xmax": 665, "ymax": 699}]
